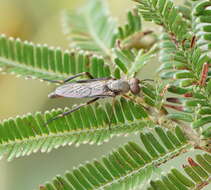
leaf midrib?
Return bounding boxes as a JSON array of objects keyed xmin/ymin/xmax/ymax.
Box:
[
  {"xmin": 0, "ymin": 57, "xmax": 66, "ymax": 79},
  {"xmin": 96, "ymin": 143, "xmax": 191, "ymax": 190},
  {"xmin": 84, "ymin": 13, "xmax": 112, "ymax": 57},
  {"xmin": 0, "ymin": 120, "xmax": 147, "ymax": 148}
]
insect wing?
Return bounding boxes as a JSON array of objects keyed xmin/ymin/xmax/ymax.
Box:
[
  {"xmin": 55, "ymin": 81, "xmax": 107, "ymax": 98},
  {"xmin": 55, "ymin": 83, "xmax": 92, "ymax": 98}
]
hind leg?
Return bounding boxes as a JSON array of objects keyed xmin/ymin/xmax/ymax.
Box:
[{"xmin": 46, "ymin": 97, "xmax": 99, "ymax": 124}]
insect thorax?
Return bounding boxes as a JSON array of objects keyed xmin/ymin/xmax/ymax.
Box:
[{"xmin": 107, "ymin": 80, "xmax": 130, "ymax": 93}]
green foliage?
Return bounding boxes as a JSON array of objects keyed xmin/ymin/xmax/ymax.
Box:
[
  {"xmin": 147, "ymin": 153, "xmax": 211, "ymax": 190},
  {"xmin": 116, "ymin": 9, "xmax": 142, "ymax": 43},
  {"xmin": 40, "ymin": 126, "xmax": 190, "ymax": 190},
  {"xmin": 63, "ymin": 0, "xmax": 155, "ymax": 78},
  {"xmin": 193, "ymin": 0, "xmax": 211, "ymax": 57},
  {"xmin": 0, "ymin": 34, "xmax": 111, "ymax": 80},
  {"xmin": 166, "ymin": 83, "xmax": 211, "ymax": 137},
  {"xmin": 62, "ymin": 0, "xmax": 117, "ymax": 57},
  {"xmin": 114, "ymin": 46, "xmax": 157, "ymax": 77},
  {"xmin": 178, "ymin": 0, "xmax": 192, "ymax": 23},
  {"xmin": 133, "ymin": 0, "xmax": 190, "ymax": 42},
  {"xmin": 134, "ymin": 0, "xmax": 211, "ymax": 138},
  {"xmin": 158, "ymin": 33, "xmax": 208, "ymax": 86},
  {"xmin": 0, "ymin": 98, "xmax": 149, "ymax": 161},
  {"xmin": 0, "ymin": 0, "xmax": 211, "ymax": 189}
]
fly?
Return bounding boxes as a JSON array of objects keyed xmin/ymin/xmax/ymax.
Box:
[{"xmin": 45, "ymin": 72, "xmax": 141, "ymax": 124}]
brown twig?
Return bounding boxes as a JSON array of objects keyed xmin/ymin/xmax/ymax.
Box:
[{"xmin": 199, "ymin": 63, "xmax": 209, "ymax": 86}]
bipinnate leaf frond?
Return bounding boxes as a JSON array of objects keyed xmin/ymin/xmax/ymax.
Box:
[
  {"xmin": 178, "ymin": 0, "xmax": 192, "ymax": 22},
  {"xmin": 158, "ymin": 34, "xmax": 211, "ymax": 138},
  {"xmin": 133, "ymin": 0, "xmax": 211, "ymax": 139},
  {"xmin": 148, "ymin": 153, "xmax": 211, "ymax": 190},
  {"xmin": 158, "ymin": 34, "xmax": 209, "ymax": 87},
  {"xmin": 0, "ymin": 97, "xmax": 151, "ymax": 161},
  {"xmin": 0, "ymin": 34, "xmax": 111, "ymax": 81},
  {"xmin": 40, "ymin": 126, "xmax": 190, "ymax": 190},
  {"xmin": 116, "ymin": 9, "xmax": 142, "ymax": 44},
  {"xmin": 62, "ymin": 0, "xmax": 157, "ymax": 78},
  {"xmin": 193, "ymin": 0, "xmax": 211, "ymax": 58},
  {"xmin": 166, "ymin": 83, "xmax": 211, "ymax": 138},
  {"xmin": 116, "ymin": 7, "xmax": 156, "ymax": 51},
  {"xmin": 62, "ymin": 0, "xmax": 117, "ymax": 57},
  {"xmin": 133, "ymin": 0, "xmax": 190, "ymax": 42},
  {"xmin": 113, "ymin": 45, "xmax": 157, "ymax": 77}
]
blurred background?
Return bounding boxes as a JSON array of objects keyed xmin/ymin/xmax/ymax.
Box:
[{"xmin": 0, "ymin": 0, "xmax": 209, "ymax": 190}]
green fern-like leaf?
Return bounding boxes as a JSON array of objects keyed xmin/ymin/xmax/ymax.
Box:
[
  {"xmin": 114, "ymin": 45, "xmax": 157, "ymax": 77},
  {"xmin": 116, "ymin": 8, "xmax": 149, "ymax": 51},
  {"xmin": 145, "ymin": 0, "xmax": 211, "ymax": 139},
  {"xmin": 0, "ymin": 97, "xmax": 151, "ymax": 161},
  {"xmin": 1, "ymin": 0, "xmax": 210, "ymax": 189},
  {"xmin": 133, "ymin": 0, "xmax": 190, "ymax": 42},
  {"xmin": 40, "ymin": 126, "xmax": 190, "ymax": 190},
  {"xmin": 166, "ymin": 84, "xmax": 211, "ymax": 138},
  {"xmin": 131, "ymin": 0, "xmax": 211, "ymax": 140},
  {"xmin": 193, "ymin": 0, "xmax": 211, "ymax": 57},
  {"xmin": 158, "ymin": 33, "xmax": 209, "ymax": 86},
  {"xmin": 178, "ymin": 0, "xmax": 192, "ymax": 23},
  {"xmin": 117, "ymin": 9, "xmax": 142, "ymax": 41},
  {"xmin": 0, "ymin": 34, "xmax": 111, "ymax": 80},
  {"xmin": 158, "ymin": 33, "xmax": 211, "ymax": 137},
  {"xmin": 62, "ymin": 0, "xmax": 117, "ymax": 57},
  {"xmin": 147, "ymin": 153, "xmax": 211, "ymax": 190}
]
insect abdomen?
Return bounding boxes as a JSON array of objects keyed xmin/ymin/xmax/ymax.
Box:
[{"xmin": 48, "ymin": 92, "xmax": 62, "ymax": 98}]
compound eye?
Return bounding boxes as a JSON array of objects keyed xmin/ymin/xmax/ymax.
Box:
[
  {"xmin": 130, "ymin": 84, "xmax": 140, "ymax": 94},
  {"xmin": 129, "ymin": 78, "xmax": 140, "ymax": 94}
]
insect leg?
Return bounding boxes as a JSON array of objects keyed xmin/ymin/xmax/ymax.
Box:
[
  {"xmin": 123, "ymin": 94, "xmax": 148, "ymax": 110},
  {"xmin": 43, "ymin": 72, "xmax": 94, "ymax": 84},
  {"xmin": 122, "ymin": 94, "xmax": 135, "ymax": 102},
  {"xmin": 46, "ymin": 97, "xmax": 99, "ymax": 124},
  {"xmin": 63, "ymin": 72, "xmax": 94, "ymax": 83}
]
